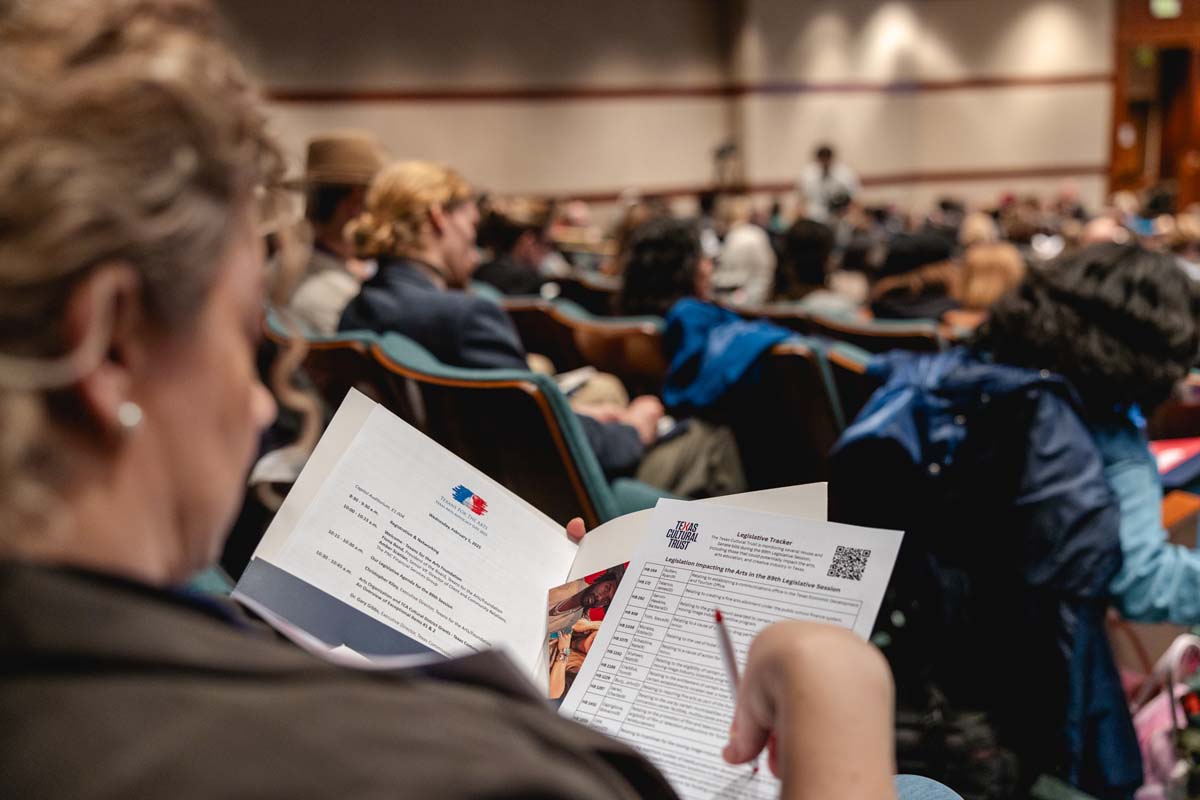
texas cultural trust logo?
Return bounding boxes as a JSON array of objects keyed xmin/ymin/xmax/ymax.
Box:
[
  {"xmin": 451, "ymin": 485, "xmax": 488, "ymax": 516},
  {"xmin": 666, "ymin": 519, "xmax": 699, "ymax": 550}
]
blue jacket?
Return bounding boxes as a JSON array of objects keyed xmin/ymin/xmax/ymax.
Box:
[
  {"xmin": 662, "ymin": 298, "xmax": 793, "ymax": 412},
  {"xmin": 829, "ymin": 348, "xmax": 1140, "ymax": 799},
  {"xmin": 1092, "ymin": 415, "xmax": 1200, "ymax": 623}
]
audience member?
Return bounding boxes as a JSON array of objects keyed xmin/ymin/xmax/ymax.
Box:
[
  {"xmin": 769, "ymin": 216, "xmax": 863, "ymax": 317},
  {"xmin": 976, "ymin": 244, "xmax": 1200, "ymax": 624},
  {"xmin": 617, "ymin": 218, "xmax": 791, "ymax": 413},
  {"xmin": 942, "ymin": 241, "xmax": 1025, "ymax": 331},
  {"xmin": 869, "ymin": 233, "xmax": 958, "ymax": 320},
  {"xmin": 602, "ymin": 198, "xmax": 661, "ymax": 276},
  {"xmin": 958, "ymin": 211, "xmax": 999, "ymax": 248},
  {"xmin": 713, "ymin": 195, "xmax": 777, "ymax": 307},
  {"xmin": 0, "ymin": 5, "xmax": 972, "ymax": 799},
  {"xmin": 287, "ymin": 130, "xmax": 386, "ymax": 334},
  {"xmin": 773, "ymin": 217, "xmax": 834, "ymax": 302},
  {"xmin": 798, "ymin": 143, "xmax": 860, "ymax": 222},
  {"xmin": 474, "ymin": 195, "xmax": 555, "ymax": 295},
  {"xmin": 338, "ymin": 161, "xmax": 659, "ymax": 480},
  {"xmin": 617, "ymin": 217, "xmax": 714, "ymax": 318},
  {"xmin": 831, "ymin": 243, "xmax": 1200, "ymax": 796}
]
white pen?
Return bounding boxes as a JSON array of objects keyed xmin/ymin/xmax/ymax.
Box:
[
  {"xmin": 714, "ymin": 608, "xmax": 760, "ymax": 773},
  {"xmin": 713, "ymin": 608, "xmax": 740, "ymax": 700}
]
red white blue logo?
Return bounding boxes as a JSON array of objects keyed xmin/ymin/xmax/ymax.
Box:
[{"xmin": 451, "ymin": 485, "xmax": 488, "ymax": 516}]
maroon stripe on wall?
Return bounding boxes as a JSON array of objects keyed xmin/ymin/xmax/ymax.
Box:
[
  {"xmin": 265, "ymin": 73, "xmax": 1114, "ymax": 104},
  {"xmin": 559, "ymin": 164, "xmax": 1109, "ymax": 204}
]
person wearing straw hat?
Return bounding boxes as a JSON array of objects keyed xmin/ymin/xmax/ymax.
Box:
[{"xmin": 287, "ymin": 130, "xmax": 387, "ymax": 334}]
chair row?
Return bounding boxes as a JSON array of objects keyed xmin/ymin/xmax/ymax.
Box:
[
  {"xmin": 496, "ymin": 295, "xmax": 930, "ymax": 398},
  {"xmin": 263, "ymin": 312, "xmax": 666, "ymax": 530},
  {"xmin": 267, "ymin": 305, "xmax": 887, "ymax": 501},
  {"xmin": 738, "ymin": 304, "xmax": 952, "ymax": 354},
  {"xmin": 498, "ymin": 297, "xmax": 668, "ymax": 397},
  {"xmin": 493, "ymin": 296, "xmax": 888, "ymax": 490}
]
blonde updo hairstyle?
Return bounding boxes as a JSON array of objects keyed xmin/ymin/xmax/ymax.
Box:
[
  {"xmin": 0, "ymin": 0, "xmax": 285, "ymax": 538},
  {"xmin": 347, "ymin": 161, "xmax": 473, "ymax": 259},
  {"xmin": 958, "ymin": 242, "xmax": 1026, "ymax": 311}
]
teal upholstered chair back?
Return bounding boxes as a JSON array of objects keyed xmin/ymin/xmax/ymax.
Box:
[
  {"xmin": 807, "ymin": 312, "xmax": 944, "ymax": 354},
  {"xmin": 263, "ymin": 308, "xmax": 389, "ymax": 409},
  {"xmin": 371, "ymin": 332, "xmax": 623, "ymax": 526}
]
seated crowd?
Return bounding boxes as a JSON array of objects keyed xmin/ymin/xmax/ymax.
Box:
[{"xmin": 4, "ymin": 2, "xmax": 1200, "ymax": 799}]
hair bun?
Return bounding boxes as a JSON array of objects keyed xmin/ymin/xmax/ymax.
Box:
[{"xmin": 345, "ymin": 210, "xmax": 396, "ymax": 257}]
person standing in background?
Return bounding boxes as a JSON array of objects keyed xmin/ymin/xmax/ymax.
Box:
[
  {"xmin": 287, "ymin": 131, "xmax": 386, "ymax": 334},
  {"xmin": 798, "ymin": 143, "xmax": 860, "ymax": 223}
]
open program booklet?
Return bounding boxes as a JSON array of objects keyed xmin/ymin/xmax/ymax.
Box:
[{"xmin": 236, "ymin": 389, "xmax": 903, "ymax": 797}]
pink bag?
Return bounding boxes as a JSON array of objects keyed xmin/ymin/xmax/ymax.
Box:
[{"xmin": 1130, "ymin": 634, "xmax": 1200, "ymax": 800}]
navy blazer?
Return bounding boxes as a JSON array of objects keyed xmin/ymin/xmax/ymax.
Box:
[
  {"xmin": 340, "ymin": 259, "xmax": 530, "ymax": 371},
  {"xmin": 338, "ymin": 259, "xmax": 643, "ymax": 477}
]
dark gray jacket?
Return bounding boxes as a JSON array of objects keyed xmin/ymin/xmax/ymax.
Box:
[{"xmin": 0, "ymin": 563, "xmax": 676, "ymax": 799}]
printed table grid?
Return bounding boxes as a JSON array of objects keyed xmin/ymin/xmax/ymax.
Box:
[{"xmin": 571, "ymin": 561, "xmax": 865, "ymax": 739}]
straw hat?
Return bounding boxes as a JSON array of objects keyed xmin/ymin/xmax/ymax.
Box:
[{"xmin": 287, "ymin": 129, "xmax": 386, "ymax": 188}]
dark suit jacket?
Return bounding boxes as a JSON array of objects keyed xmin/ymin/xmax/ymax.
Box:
[
  {"xmin": 338, "ymin": 259, "xmax": 643, "ymax": 477},
  {"xmin": 340, "ymin": 258, "xmax": 531, "ymax": 371},
  {"xmin": 474, "ymin": 256, "xmax": 547, "ymax": 296},
  {"xmin": 0, "ymin": 563, "xmax": 676, "ymax": 799}
]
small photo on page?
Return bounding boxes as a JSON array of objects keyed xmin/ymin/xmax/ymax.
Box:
[{"xmin": 546, "ymin": 562, "xmax": 628, "ymax": 699}]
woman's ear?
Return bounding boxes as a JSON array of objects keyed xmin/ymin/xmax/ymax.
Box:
[
  {"xmin": 62, "ymin": 263, "xmax": 147, "ymax": 433},
  {"xmin": 427, "ymin": 203, "xmax": 447, "ymax": 237}
]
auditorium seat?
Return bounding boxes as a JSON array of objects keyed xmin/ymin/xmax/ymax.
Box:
[
  {"xmin": 503, "ymin": 298, "xmax": 668, "ymax": 396},
  {"xmin": 1147, "ymin": 369, "xmax": 1200, "ymax": 440},
  {"xmin": 263, "ymin": 310, "xmax": 391, "ymax": 409},
  {"xmin": 733, "ymin": 302, "xmax": 814, "ymax": 335},
  {"xmin": 543, "ymin": 271, "xmax": 622, "ymax": 316},
  {"xmin": 371, "ymin": 332, "xmax": 670, "ymax": 527},
  {"xmin": 469, "ymin": 280, "xmax": 506, "ymax": 304},
  {"xmin": 704, "ymin": 338, "xmax": 844, "ymax": 491},
  {"xmin": 501, "ymin": 298, "xmax": 588, "ymax": 374},
  {"xmin": 807, "ymin": 312, "xmax": 945, "ymax": 353}
]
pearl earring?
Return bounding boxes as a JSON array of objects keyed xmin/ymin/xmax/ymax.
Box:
[{"xmin": 117, "ymin": 401, "xmax": 143, "ymax": 430}]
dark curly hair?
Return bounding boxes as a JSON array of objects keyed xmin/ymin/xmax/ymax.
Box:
[
  {"xmin": 616, "ymin": 217, "xmax": 702, "ymax": 317},
  {"xmin": 973, "ymin": 242, "xmax": 1200, "ymax": 417}
]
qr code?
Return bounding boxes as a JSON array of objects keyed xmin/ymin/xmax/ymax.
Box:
[{"xmin": 828, "ymin": 545, "xmax": 871, "ymax": 581}]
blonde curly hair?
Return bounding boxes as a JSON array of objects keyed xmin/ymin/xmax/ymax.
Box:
[
  {"xmin": 0, "ymin": 0, "xmax": 285, "ymax": 538},
  {"xmin": 347, "ymin": 161, "xmax": 473, "ymax": 258}
]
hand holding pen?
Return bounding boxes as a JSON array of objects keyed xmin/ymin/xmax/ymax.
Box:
[{"xmin": 718, "ymin": 620, "xmax": 900, "ymax": 798}]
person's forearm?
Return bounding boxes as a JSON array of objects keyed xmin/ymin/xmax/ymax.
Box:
[{"xmin": 775, "ymin": 637, "xmax": 897, "ymax": 800}]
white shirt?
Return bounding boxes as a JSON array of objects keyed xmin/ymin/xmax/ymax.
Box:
[
  {"xmin": 714, "ymin": 222, "xmax": 777, "ymax": 307},
  {"xmin": 288, "ymin": 249, "xmax": 365, "ymax": 335},
  {"xmin": 799, "ymin": 161, "xmax": 861, "ymax": 221}
]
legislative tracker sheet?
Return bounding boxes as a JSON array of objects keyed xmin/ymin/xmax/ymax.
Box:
[{"xmin": 559, "ymin": 499, "xmax": 902, "ymax": 800}]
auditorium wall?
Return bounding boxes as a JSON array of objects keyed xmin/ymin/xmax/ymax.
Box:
[
  {"xmin": 734, "ymin": 0, "xmax": 1115, "ymax": 211},
  {"xmin": 216, "ymin": 0, "xmax": 732, "ymax": 202},
  {"xmin": 217, "ymin": 0, "xmax": 1116, "ymax": 216}
]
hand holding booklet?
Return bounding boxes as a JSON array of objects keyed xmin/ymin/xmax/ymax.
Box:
[{"xmin": 236, "ymin": 389, "xmax": 903, "ymax": 799}]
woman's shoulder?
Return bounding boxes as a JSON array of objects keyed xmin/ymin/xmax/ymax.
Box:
[{"xmin": 0, "ymin": 564, "xmax": 675, "ymax": 799}]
